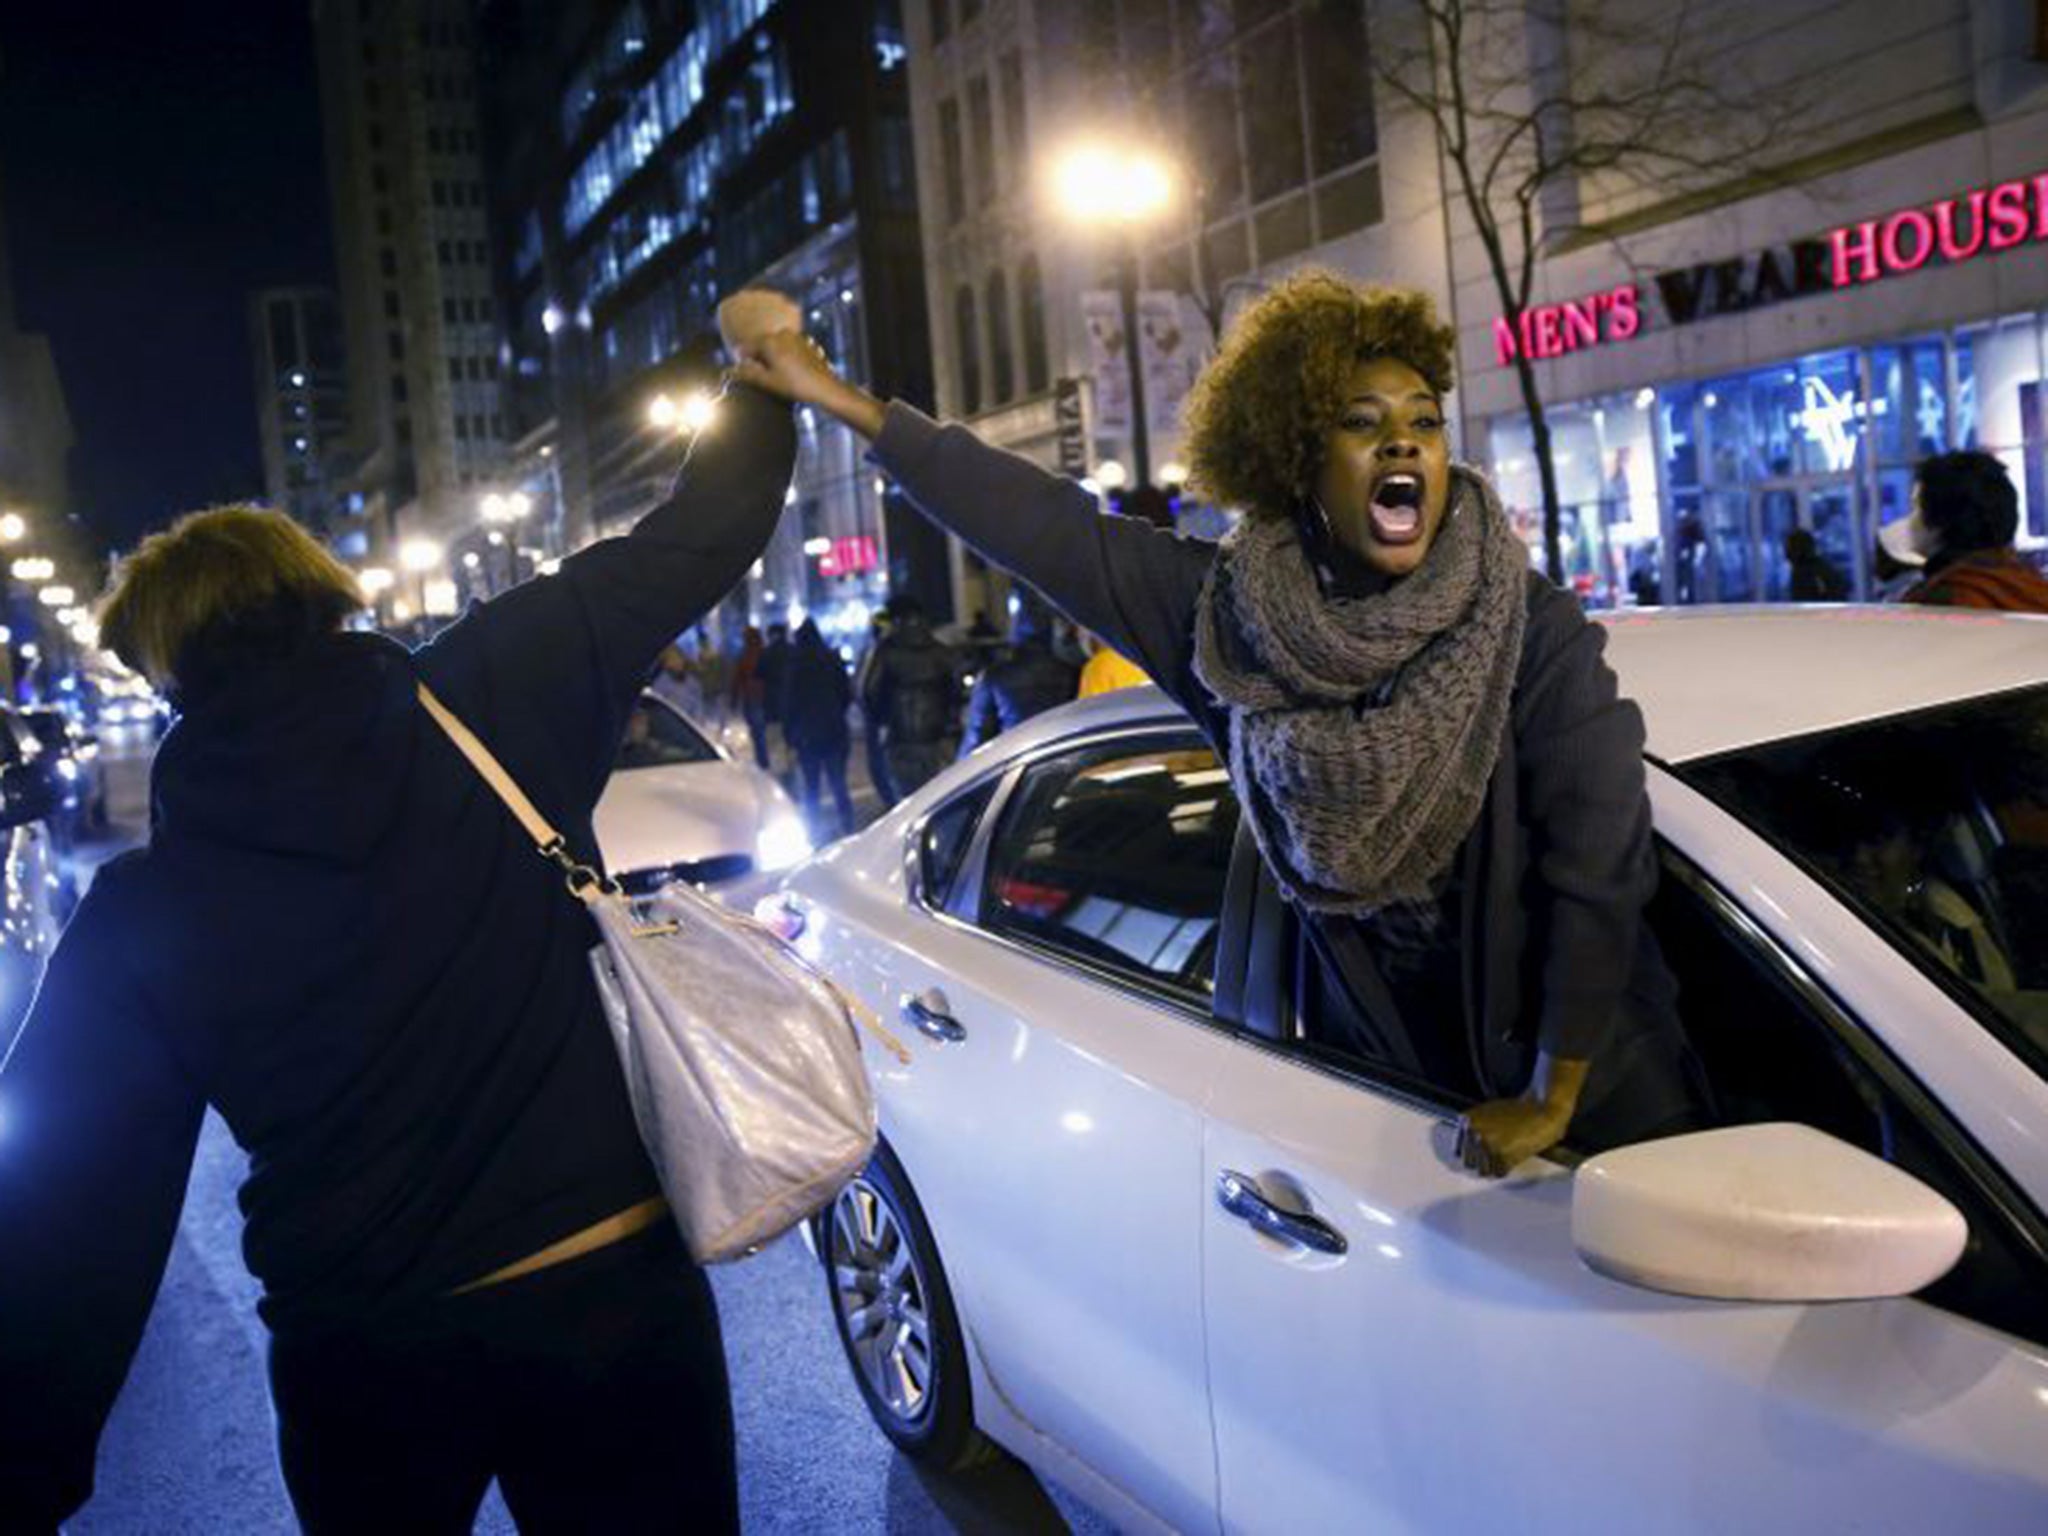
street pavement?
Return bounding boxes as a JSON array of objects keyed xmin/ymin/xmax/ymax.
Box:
[{"xmin": 57, "ymin": 727, "xmax": 1111, "ymax": 1534}]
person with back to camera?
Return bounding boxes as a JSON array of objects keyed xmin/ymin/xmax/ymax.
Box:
[
  {"xmin": 733, "ymin": 270, "xmax": 1706, "ymax": 1177},
  {"xmin": 1883, "ymin": 449, "xmax": 2048, "ymax": 613},
  {"xmin": 862, "ymin": 592, "xmax": 960, "ymax": 797},
  {"xmin": 779, "ymin": 617, "xmax": 858, "ymax": 837},
  {"xmin": 0, "ymin": 292, "xmax": 803, "ymax": 1533},
  {"xmin": 959, "ymin": 592, "xmax": 1080, "ymax": 754}
]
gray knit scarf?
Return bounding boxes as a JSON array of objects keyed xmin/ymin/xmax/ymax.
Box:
[{"xmin": 1192, "ymin": 464, "xmax": 1529, "ymax": 914}]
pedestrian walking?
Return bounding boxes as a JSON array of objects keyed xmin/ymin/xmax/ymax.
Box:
[
  {"xmin": 1784, "ymin": 528, "xmax": 1848, "ymax": 601},
  {"xmin": 649, "ymin": 642, "xmax": 705, "ymax": 718},
  {"xmin": 1883, "ymin": 450, "xmax": 2048, "ymax": 613},
  {"xmin": 779, "ymin": 619, "xmax": 857, "ymax": 838},
  {"xmin": 0, "ymin": 293, "xmax": 802, "ymax": 1534},
  {"xmin": 960, "ymin": 595, "xmax": 1080, "ymax": 754},
  {"xmin": 862, "ymin": 594, "xmax": 959, "ymax": 798},
  {"xmin": 730, "ymin": 624, "xmax": 772, "ymax": 769},
  {"xmin": 853, "ymin": 609, "xmax": 900, "ymax": 809},
  {"xmin": 757, "ymin": 621, "xmax": 794, "ymax": 777},
  {"xmin": 733, "ymin": 270, "xmax": 1707, "ymax": 1178}
]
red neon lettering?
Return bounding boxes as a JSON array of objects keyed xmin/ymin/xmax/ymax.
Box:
[
  {"xmin": 1933, "ymin": 192, "xmax": 1987, "ymax": 261},
  {"xmin": 1880, "ymin": 210, "xmax": 1934, "ymax": 273},
  {"xmin": 1987, "ymin": 180, "xmax": 2030, "ymax": 249},
  {"xmin": 1493, "ymin": 316, "xmax": 1521, "ymax": 366},
  {"xmin": 1830, "ymin": 221, "xmax": 1880, "ymax": 286},
  {"xmin": 1561, "ymin": 297, "xmax": 1600, "ymax": 351},
  {"xmin": 1535, "ymin": 306, "xmax": 1563, "ymax": 358},
  {"xmin": 2035, "ymin": 173, "xmax": 2048, "ymax": 239},
  {"xmin": 1608, "ymin": 284, "xmax": 1641, "ymax": 340}
]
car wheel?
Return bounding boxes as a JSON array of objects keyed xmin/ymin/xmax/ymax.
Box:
[{"xmin": 822, "ymin": 1142, "xmax": 999, "ymax": 1470}]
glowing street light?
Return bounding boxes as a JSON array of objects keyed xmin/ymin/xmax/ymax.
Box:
[
  {"xmin": 358, "ymin": 566, "xmax": 396, "ymax": 596},
  {"xmin": 0, "ymin": 513, "xmax": 26, "ymax": 543},
  {"xmin": 1050, "ymin": 145, "xmax": 1178, "ymax": 225},
  {"xmin": 38, "ymin": 585, "xmax": 75, "ymax": 608},
  {"xmin": 399, "ymin": 539, "xmax": 444, "ymax": 573},
  {"xmin": 1047, "ymin": 141, "xmax": 1182, "ymax": 493},
  {"xmin": 11, "ymin": 557, "xmax": 54, "ymax": 583},
  {"xmin": 648, "ymin": 389, "xmax": 719, "ymax": 434}
]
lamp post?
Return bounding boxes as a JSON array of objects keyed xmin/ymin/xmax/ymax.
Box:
[
  {"xmin": 479, "ymin": 490, "xmax": 533, "ymax": 593},
  {"xmin": 1051, "ymin": 145, "xmax": 1178, "ymax": 496}
]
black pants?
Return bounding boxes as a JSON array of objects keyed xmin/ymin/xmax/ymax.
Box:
[
  {"xmin": 268, "ymin": 1223, "xmax": 735, "ymax": 1534},
  {"xmin": 796, "ymin": 744, "xmax": 855, "ymax": 837}
]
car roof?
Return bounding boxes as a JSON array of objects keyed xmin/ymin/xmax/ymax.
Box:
[
  {"xmin": 984, "ymin": 605, "xmax": 2048, "ymax": 768},
  {"xmin": 1596, "ymin": 605, "xmax": 2048, "ymax": 761}
]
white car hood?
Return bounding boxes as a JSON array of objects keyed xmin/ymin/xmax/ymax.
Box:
[{"xmin": 594, "ymin": 759, "xmax": 783, "ymax": 878}]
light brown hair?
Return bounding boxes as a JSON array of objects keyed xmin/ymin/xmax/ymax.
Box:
[
  {"xmin": 99, "ymin": 505, "xmax": 365, "ymax": 693},
  {"xmin": 1182, "ymin": 270, "xmax": 1457, "ymax": 522}
]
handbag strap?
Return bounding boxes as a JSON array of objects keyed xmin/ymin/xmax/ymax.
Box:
[
  {"xmin": 419, "ymin": 681, "xmax": 913, "ymax": 1065},
  {"xmin": 418, "ymin": 682, "xmax": 616, "ymax": 903}
]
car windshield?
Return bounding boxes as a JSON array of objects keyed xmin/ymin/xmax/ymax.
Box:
[
  {"xmin": 1679, "ymin": 684, "xmax": 2048, "ymax": 1086},
  {"xmin": 615, "ymin": 698, "xmax": 721, "ymax": 770}
]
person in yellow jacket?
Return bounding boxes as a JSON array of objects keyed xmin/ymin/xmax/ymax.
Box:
[{"xmin": 1078, "ymin": 631, "xmax": 1149, "ymax": 696}]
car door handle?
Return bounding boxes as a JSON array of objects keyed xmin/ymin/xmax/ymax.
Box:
[
  {"xmin": 900, "ymin": 989, "xmax": 967, "ymax": 1044},
  {"xmin": 1216, "ymin": 1170, "xmax": 1348, "ymax": 1256}
]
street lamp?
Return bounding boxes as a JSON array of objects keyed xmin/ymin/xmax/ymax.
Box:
[
  {"xmin": 0, "ymin": 513, "xmax": 26, "ymax": 544},
  {"xmin": 399, "ymin": 539, "xmax": 443, "ymax": 573},
  {"xmin": 647, "ymin": 389, "xmax": 719, "ymax": 435},
  {"xmin": 1050, "ymin": 142, "xmax": 1180, "ymax": 494},
  {"xmin": 11, "ymin": 557, "xmax": 53, "ymax": 583},
  {"xmin": 38, "ymin": 585, "xmax": 75, "ymax": 608}
]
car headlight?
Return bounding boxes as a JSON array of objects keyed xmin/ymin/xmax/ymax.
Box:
[{"xmin": 756, "ymin": 814, "xmax": 812, "ymax": 872}]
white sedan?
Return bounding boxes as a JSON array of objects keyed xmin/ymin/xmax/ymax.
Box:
[
  {"xmin": 773, "ymin": 606, "xmax": 2048, "ymax": 1535},
  {"xmin": 593, "ymin": 692, "xmax": 809, "ymax": 894}
]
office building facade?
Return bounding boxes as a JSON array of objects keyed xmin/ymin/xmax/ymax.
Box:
[
  {"xmin": 315, "ymin": 0, "xmax": 514, "ymax": 615},
  {"xmin": 480, "ymin": 0, "xmax": 939, "ymax": 648},
  {"xmin": 248, "ymin": 288, "xmax": 354, "ymax": 544}
]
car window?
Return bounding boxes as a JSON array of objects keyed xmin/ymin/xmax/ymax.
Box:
[
  {"xmin": 917, "ymin": 780, "xmax": 995, "ymax": 910},
  {"xmin": 1679, "ymin": 684, "xmax": 2048, "ymax": 1090},
  {"xmin": 1646, "ymin": 847, "xmax": 2048, "ymax": 1347},
  {"xmin": 616, "ymin": 698, "xmax": 719, "ymax": 770},
  {"xmin": 978, "ymin": 737, "xmax": 1239, "ymax": 1003}
]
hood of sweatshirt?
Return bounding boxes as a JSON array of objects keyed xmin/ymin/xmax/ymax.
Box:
[{"xmin": 150, "ymin": 631, "xmax": 422, "ymax": 866}]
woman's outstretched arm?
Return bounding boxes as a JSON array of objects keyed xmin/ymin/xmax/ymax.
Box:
[{"xmin": 731, "ymin": 332, "xmax": 1212, "ymax": 696}]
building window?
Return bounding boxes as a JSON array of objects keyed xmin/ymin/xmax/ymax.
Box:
[
  {"xmin": 985, "ymin": 268, "xmax": 1014, "ymax": 404},
  {"xmin": 960, "ymin": 0, "xmax": 981, "ymax": 22},
  {"xmin": 929, "ymin": 0, "xmax": 949, "ymax": 44},
  {"xmin": 954, "ymin": 284, "xmax": 982, "ymax": 415},
  {"xmin": 966, "ymin": 75, "xmax": 995, "ymax": 206},
  {"xmin": 997, "ymin": 50, "xmax": 1027, "ymax": 179},
  {"xmin": 449, "ymin": 359, "xmax": 463, "ymax": 382},
  {"xmin": 938, "ymin": 96, "xmax": 965, "ymax": 225},
  {"xmin": 384, "ymin": 291, "xmax": 401, "ymax": 319},
  {"xmin": 1019, "ymin": 254, "xmax": 1049, "ymax": 394},
  {"xmin": 444, "ymin": 299, "xmax": 458, "ymax": 324},
  {"xmin": 387, "ymin": 331, "xmax": 405, "ymax": 361}
]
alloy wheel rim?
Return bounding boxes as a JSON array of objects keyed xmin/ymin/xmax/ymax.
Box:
[{"xmin": 829, "ymin": 1178, "xmax": 936, "ymax": 1425}]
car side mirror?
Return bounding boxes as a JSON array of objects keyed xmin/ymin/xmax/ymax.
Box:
[
  {"xmin": 1571, "ymin": 1122, "xmax": 1967, "ymax": 1302},
  {"xmin": 0, "ymin": 764, "xmax": 61, "ymax": 830}
]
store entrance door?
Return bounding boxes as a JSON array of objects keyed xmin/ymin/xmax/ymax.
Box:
[{"xmin": 1752, "ymin": 478, "xmax": 1862, "ymax": 600}]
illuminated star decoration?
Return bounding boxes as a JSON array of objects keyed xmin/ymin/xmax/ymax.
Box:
[{"xmin": 1792, "ymin": 377, "xmax": 1889, "ymax": 474}]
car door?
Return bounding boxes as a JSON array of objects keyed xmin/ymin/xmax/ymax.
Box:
[
  {"xmin": 1198, "ymin": 840, "xmax": 2048, "ymax": 1533},
  {"xmin": 794, "ymin": 727, "xmax": 1245, "ymax": 1533}
]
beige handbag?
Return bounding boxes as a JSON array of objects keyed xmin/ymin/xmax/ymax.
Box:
[{"xmin": 419, "ymin": 684, "xmax": 905, "ymax": 1263}]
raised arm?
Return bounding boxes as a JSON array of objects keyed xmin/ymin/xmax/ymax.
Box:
[
  {"xmin": 0, "ymin": 877, "xmax": 206, "ymax": 1528},
  {"xmin": 731, "ymin": 333, "xmax": 1212, "ymax": 698},
  {"xmin": 417, "ymin": 296, "xmax": 799, "ymax": 820}
]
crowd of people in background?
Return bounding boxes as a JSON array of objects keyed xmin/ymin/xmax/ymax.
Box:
[{"xmin": 637, "ymin": 588, "xmax": 1153, "ymax": 846}]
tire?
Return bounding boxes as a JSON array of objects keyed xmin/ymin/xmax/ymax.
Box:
[{"xmin": 821, "ymin": 1142, "xmax": 1000, "ymax": 1470}]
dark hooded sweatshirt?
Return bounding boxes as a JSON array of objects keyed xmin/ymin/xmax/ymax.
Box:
[{"xmin": 0, "ymin": 387, "xmax": 794, "ymax": 1529}]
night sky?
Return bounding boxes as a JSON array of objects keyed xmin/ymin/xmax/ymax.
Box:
[{"xmin": 0, "ymin": 4, "xmax": 332, "ymax": 555}]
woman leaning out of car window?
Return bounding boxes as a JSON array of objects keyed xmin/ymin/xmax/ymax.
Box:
[{"xmin": 731, "ymin": 270, "xmax": 1709, "ymax": 1178}]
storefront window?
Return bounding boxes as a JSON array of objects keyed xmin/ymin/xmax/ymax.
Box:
[
  {"xmin": 1487, "ymin": 309, "xmax": 2047, "ymax": 610},
  {"xmin": 1487, "ymin": 391, "xmax": 1661, "ymax": 609},
  {"xmin": 1956, "ymin": 316, "xmax": 2048, "ymax": 544}
]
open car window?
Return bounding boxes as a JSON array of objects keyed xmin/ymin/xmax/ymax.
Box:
[{"xmin": 977, "ymin": 737, "xmax": 1239, "ymax": 1006}]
